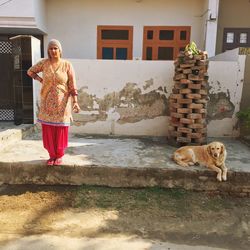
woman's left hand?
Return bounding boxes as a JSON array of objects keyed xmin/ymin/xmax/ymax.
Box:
[{"xmin": 73, "ymin": 102, "xmax": 80, "ymax": 113}]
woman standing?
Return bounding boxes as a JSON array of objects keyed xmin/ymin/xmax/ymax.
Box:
[{"xmin": 27, "ymin": 39, "xmax": 80, "ymax": 166}]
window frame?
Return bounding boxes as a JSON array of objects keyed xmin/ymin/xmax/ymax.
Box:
[
  {"xmin": 97, "ymin": 25, "xmax": 133, "ymax": 60},
  {"xmin": 223, "ymin": 28, "xmax": 250, "ymax": 52},
  {"xmin": 142, "ymin": 26, "xmax": 191, "ymax": 60}
]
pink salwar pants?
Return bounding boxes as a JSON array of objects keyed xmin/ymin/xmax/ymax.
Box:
[{"xmin": 42, "ymin": 124, "xmax": 68, "ymax": 159}]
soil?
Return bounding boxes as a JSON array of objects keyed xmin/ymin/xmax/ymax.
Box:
[{"xmin": 0, "ymin": 185, "xmax": 249, "ymax": 250}]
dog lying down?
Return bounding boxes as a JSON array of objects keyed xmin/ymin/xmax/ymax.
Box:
[{"xmin": 172, "ymin": 141, "xmax": 228, "ymax": 181}]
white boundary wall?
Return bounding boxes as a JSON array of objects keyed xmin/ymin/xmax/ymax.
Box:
[{"xmin": 54, "ymin": 55, "xmax": 244, "ymax": 137}]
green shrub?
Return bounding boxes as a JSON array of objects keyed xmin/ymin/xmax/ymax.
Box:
[{"xmin": 237, "ymin": 108, "xmax": 250, "ymax": 128}]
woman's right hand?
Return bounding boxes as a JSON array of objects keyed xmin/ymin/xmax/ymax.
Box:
[{"xmin": 73, "ymin": 102, "xmax": 80, "ymax": 113}]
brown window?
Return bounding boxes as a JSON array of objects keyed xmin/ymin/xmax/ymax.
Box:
[
  {"xmin": 97, "ymin": 26, "xmax": 133, "ymax": 60},
  {"xmin": 223, "ymin": 28, "xmax": 250, "ymax": 52},
  {"xmin": 142, "ymin": 26, "xmax": 191, "ymax": 60}
]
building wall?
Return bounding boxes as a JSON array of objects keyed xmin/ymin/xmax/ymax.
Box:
[
  {"xmin": 216, "ymin": 0, "xmax": 250, "ymax": 54},
  {"xmin": 0, "ymin": 0, "xmax": 46, "ymax": 31},
  {"xmin": 31, "ymin": 55, "xmax": 243, "ymax": 137},
  {"xmin": 34, "ymin": 0, "xmax": 47, "ymax": 33},
  {"xmin": 207, "ymin": 56, "xmax": 245, "ymax": 137},
  {"xmin": 45, "ymin": 0, "xmax": 206, "ymax": 59},
  {"xmin": 0, "ymin": 0, "xmax": 34, "ymax": 18}
]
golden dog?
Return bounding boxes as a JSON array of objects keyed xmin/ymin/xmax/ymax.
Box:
[{"xmin": 172, "ymin": 141, "xmax": 228, "ymax": 181}]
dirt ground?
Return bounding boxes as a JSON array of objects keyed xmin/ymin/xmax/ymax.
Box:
[{"xmin": 0, "ymin": 184, "xmax": 249, "ymax": 250}]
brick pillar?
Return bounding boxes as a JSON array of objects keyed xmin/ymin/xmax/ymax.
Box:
[{"xmin": 169, "ymin": 48, "xmax": 209, "ymax": 146}]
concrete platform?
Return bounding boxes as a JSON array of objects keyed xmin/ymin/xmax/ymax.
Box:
[{"xmin": 0, "ymin": 124, "xmax": 250, "ymax": 196}]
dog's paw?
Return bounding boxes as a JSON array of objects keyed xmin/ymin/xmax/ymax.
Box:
[
  {"xmin": 222, "ymin": 174, "xmax": 227, "ymax": 181},
  {"xmin": 216, "ymin": 174, "xmax": 222, "ymax": 182}
]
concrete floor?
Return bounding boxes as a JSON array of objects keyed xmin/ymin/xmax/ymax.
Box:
[{"xmin": 0, "ymin": 124, "xmax": 250, "ymax": 194}]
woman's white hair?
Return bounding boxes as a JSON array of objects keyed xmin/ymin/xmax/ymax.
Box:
[{"xmin": 47, "ymin": 39, "xmax": 62, "ymax": 58}]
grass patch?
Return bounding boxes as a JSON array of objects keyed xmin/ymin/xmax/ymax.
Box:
[{"xmin": 72, "ymin": 186, "xmax": 193, "ymax": 217}]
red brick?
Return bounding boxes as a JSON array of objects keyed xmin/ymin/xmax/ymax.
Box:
[
  {"xmin": 190, "ymin": 133, "xmax": 203, "ymax": 139},
  {"xmin": 188, "ymin": 83, "xmax": 202, "ymax": 90},
  {"xmin": 193, "ymin": 55, "xmax": 203, "ymax": 60},
  {"xmin": 191, "ymin": 65, "xmax": 207, "ymax": 71},
  {"xmin": 179, "ymin": 88, "xmax": 192, "ymax": 94},
  {"xmin": 177, "ymin": 127, "xmax": 192, "ymax": 133},
  {"xmin": 177, "ymin": 98, "xmax": 193, "ymax": 104},
  {"xmin": 188, "ymin": 74, "xmax": 204, "ymax": 81},
  {"xmin": 171, "ymin": 112, "xmax": 184, "ymax": 119},
  {"xmin": 175, "ymin": 67, "xmax": 183, "ymax": 72},
  {"xmin": 174, "ymin": 73, "xmax": 186, "ymax": 80},
  {"xmin": 177, "ymin": 137, "xmax": 191, "ymax": 143},
  {"xmin": 169, "ymin": 98, "xmax": 177, "ymax": 104},
  {"xmin": 180, "ymin": 79, "xmax": 192, "ymax": 84},
  {"xmin": 188, "ymin": 103, "xmax": 204, "ymax": 109},
  {"xmin": 180, "ymin": 118, "xmax": 194, "ymax": 124},
  {"xmin": 177, "ymin": 108, "xmax": 191, "ymax": 114},
  {"xmin": 195, "ymin": 108, "xmax": 207, "ymax": 114},
  {"xmin": 183, "ymin": 68, "xmax": 192, "ymax": 74},
  {"xmin": 196, "ymin": 119, "xmax": 206, "ymax": 124},
  {"xmin": 170, "ymin": 94, "xmax": 182, "ymax": 99},
  {"xmin": 180, "ymin": 63, "xmax": 195, "ymax": 68},
  {"xmin": 187, "ymin": 113, "xmax": 202, "ymax": 119},
  {"xmin": 173, "ymin": 82, "xmax": 183, "ymax": 89},
  {"xmin": 188, "ymin": 123, "xmax": 205, "ymax": 129},
  {"xmin": 195, "ymin": 128, "xmax": 207, "ymax": 133},
  {"xmin": 172, "ymin": 88, "xmax": 179, "ymax": 94},
  {"xmin": 170, "ymin": 103, "xmax": 181, "ymax": 109},
  {"xmin": 186, "ymin": 93, "xmax": 202, "ymax": 99},
  {"xmin": 195, "ymin": 99, "xmax": 208, "ymax": 104},
  {"xmin": 197, "ymin": 60, "xmax": 209, "ymax": 66},
  {"xmin": 198, "ymin": 89, "xmax": 208, "ymax": 95}
]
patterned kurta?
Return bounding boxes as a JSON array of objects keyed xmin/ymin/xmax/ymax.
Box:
[{"xmin": 28, "ymin": 59, "xmax": 77, "ymax": 126}]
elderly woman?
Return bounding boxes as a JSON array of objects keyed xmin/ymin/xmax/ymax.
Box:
[{"xmin": 27, "ymin": 39, "xmax": 80, "ymax": 166}]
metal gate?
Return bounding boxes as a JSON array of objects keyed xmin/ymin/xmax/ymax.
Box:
[{"xmin": 0, "ymin": 38, "xmax": 14, "ymax": 121}]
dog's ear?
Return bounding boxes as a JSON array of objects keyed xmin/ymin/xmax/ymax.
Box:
[
  {"xmin": 220, "ymin": 143, "xmax": 225, "ymax": 155},
  {"xmin": 207, "ymin": 145, "xmax": 212, "ymax": 156}
]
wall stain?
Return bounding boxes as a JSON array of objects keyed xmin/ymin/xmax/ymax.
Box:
[
  {"xmin": 143, "ymin": 78, "xmax": 154, "ymax": 90},
  {"xmin": 75, "ymin": 81, "xmax": 168, "ymax": 125},
  {"xmin": 207, "ymin": 92, "xmax": 235, "ymax": 121}
]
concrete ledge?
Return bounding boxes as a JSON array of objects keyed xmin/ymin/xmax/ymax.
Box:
[
  {"xmin": 0, "ymin": 129, "xmax": 250, "ymax": 196},
  {"xmin": 0, "ymin": 124, "xmax": 36, "ymax": 149},
  {"xmin": 0, "ymin": 162, "xmax": 249, "ymax": 197}
]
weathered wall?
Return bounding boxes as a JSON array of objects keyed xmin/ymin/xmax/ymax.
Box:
[
  {"xmin": 207, "ymin": 55, "xmax": 245, "ymax": 137},
  {"xmin": 69, "ymin": 60, "xmax": 173, "ymax": 136},
  {"xmin": 50, "ymin": 55, "xmax": 245, "ymax": 137}
]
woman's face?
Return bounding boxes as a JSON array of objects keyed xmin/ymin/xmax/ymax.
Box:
[{"xmin": 48, "ymin": 46, "xmax": 61, "ymax": 59}]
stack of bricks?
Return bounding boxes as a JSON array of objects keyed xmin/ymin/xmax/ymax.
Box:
[{"xmin": 169, "ymin": 50, "xmax": 209, "ymax": 146}]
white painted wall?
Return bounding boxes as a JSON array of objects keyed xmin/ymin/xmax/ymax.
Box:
[
  {"xmin": 207, "ymin": 55, "xmax": 245, "ymax": 137},
  {"xmin": 45, "ymin": 0, "xmax": 206, "ymax": 59},
  {"xmin": 205, "ymin": 0, "xmax": 219, "ymax": 57},
  {"xmin": 0, "ymin": 0, "xmax": 34, "ymax": 17},
  {"xmin": 29, "ymin": 55, "xmax": 242, "ymax": 138},
  {"xmin": 33, "ymin": 0, "xmax": 47, "ymax": 32},
  {"xmin": 69, "ymin": 59, "xmax": 173, "ymax": 136},
  {"xmin": 0, "ymin": 0, "xmax": 46, "ymax": 31}
]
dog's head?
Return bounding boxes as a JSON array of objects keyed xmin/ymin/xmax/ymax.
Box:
[{"xmin": 207, "ymin": 141, "xmax": 225, "ymax": 159}]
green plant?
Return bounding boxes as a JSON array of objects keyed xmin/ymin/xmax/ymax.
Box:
[
  {"xmin": 184, "ymin": 41, "xmax": 199, "ymax": 55},
  {"xmin": 237, "ymin": 108, "xmax": 250, "ymax": 128}
]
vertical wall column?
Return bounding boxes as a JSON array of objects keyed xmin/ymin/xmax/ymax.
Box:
[{"xmin": 205, "ymin": 0, "xmax": 220, "ymax": 57}]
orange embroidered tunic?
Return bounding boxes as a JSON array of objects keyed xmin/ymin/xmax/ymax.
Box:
[{"xmin": 28, "ymin": 59, "xmax": 77, "ymax": 126}]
